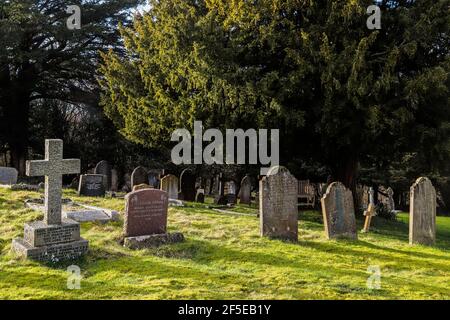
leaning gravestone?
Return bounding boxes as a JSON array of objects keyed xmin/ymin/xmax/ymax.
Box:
[
  {"xmin": 0, "ymin": 167, "xmax": 18, "ymax": 185},
  {"xmin": 131, "ymin": 166, "xmax": 148, "ymax": 189},
  {"xmin": 239, "ymin": 175, "xmax": 252, "ymax": 205},
  {"xmin": 160, "ymin": 174, "xmax": 179, "ymax": 199},
  {"xmin": 94, "ymin": 160, "xmax": 111, "ymax": 190},
  {"xmin": 123, "ymin": 189, "xmax": 184, "ymax": 249},
  {"xmin": 78, "ymin": 174, "xmax": 105, "ymax": 197},
  {"xmin": 409, "ymin": 177, "xmax": 436, "ymax": 246},
  {"xmin": 260, "ymin": 166, "xmax": 298, "ymax": 241},
  {"xmin": 179, "ymin": 169, "xmax": 196, "ymax": 201},
  {"xmin": 321, "ymin": 182, "xmax": 357, "ymax": 240},
  {"xmin": 12, "ymin": 139, "xmax": 88, "ymax": 262}
]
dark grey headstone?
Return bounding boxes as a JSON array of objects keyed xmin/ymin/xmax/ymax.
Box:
[
  {"xmin": 0, "ymin": 167, "xmax": 18, "ymax": 185},
  {"xmin": 179, "ymin": 169, "xmax": 196, "ymax": 201},
  {"xmin": 131, "ymin": 166, "xmax": 148, "ymax": 189},
  {"xmin": 94, "ymin": 160, "xmax": 111, "ymax": 190},
  {"xmin": 78, "ymin": 174, "xmax": 105, "ymax": 197}
]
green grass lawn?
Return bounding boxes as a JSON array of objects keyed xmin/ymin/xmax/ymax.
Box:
[{"xmin": 0, "ymin": 188, "xmax": 449, "ymax": 300}]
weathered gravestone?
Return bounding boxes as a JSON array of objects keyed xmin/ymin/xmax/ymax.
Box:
[
  {"xmin": 123, "ymin": 189, "xmax": 183, "ymax": 249},
  {"xmin": 409, "ymin": 177, "xmax": 436, "ymax": 246},
  {"xmin": 260, "ymin": 166, "xmax": 298, "ymax": 241},
  {"xmin": 239, "ymin": 175, "xmax": 252, "ymax": 205},
  {"xmin": 179, "ymin": 169, "xmax": 196, "ymax": 201},
  {"xmin": 131, "ymin": 166, "xmax": 148, "ymax": 189},
  {"xmin": 160, "ymin": 174, "xmax": 179, "ymax": 199},
  {"xmin": 321, "ymin": 182, "xmax": 357, "ymax": 240},
  {"xmin": 78, "ymin": 174, "xmax": 105, "ymax": 197},
  {"xmin": 224, "ymin": 181, "xmax": 237, "ymax": 204},
  {"xmin": 12, "ymin": 139, "xmax": 88, "ymax": 262},
  {"xmin": 0, "ymin": 167, "xmax": 18, "ymax": 185},
  {"xmin": 94, "ymin": 160, "xmax": 111, "ymax": 190}
]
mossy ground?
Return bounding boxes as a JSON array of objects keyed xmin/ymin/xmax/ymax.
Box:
[{"xmin": 0, "ymin": 188, "xmax": 449, "ymax": 300}]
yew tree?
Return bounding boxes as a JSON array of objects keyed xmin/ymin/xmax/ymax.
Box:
[{"xmin": 100, "ymin": 0, "xmax": 450, "ymax": 191}]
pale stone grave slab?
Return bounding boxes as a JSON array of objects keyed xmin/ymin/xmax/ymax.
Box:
[
  {"xmin": 321, "ymin": 182, "xmax": 357, "ymax": 240},
  {"xmin": 410, "ymin": 177, "xmax": 436, "ymax": 246},
  {"xmin": 260, "ymin": 166, "xmax": 298, "ymax": 241}
]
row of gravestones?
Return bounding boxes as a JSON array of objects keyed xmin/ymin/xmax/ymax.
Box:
[
  {"xmin": 9, "ymin": 140, "xmax": 438, "ymax": 263},
  {"xmin": 78, "ymin": 163, "xmax": 254, "ymax": 205},
  {"xmin": 260, "ymin": 167, "xmax": 437, "ymax": 246}
]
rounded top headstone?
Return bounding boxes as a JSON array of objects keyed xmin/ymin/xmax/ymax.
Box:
[{"xmin": 266, "ymin": 166, "xmax": 290, "ymax": 176}]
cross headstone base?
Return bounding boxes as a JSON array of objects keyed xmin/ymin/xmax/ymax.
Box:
[{"xmin": 12, "ymin": 218, "xmax": 88, "ymax": 262}]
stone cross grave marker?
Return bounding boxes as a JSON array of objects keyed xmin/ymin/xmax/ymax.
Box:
[
  {"xmin": 27, "ymin": 139, "xmax": 80, "ymax": 225},
  {"xmin": 12, "ymin": 139, "xmax": 88, "ymax": 261},
  {"xmin": 321, "ymin": 182, "xmax": 357, "ymax": 240},
  {"xmin": 362, "ymin": 187, "xmax": 376, "ymax": 233},
  {"xmin": 260, "ymin": 166, "xmax": 298, "ymax": 241},
  {"xmin": 410, "ymin": 177, "xmax": 436, "ymax": 246}
]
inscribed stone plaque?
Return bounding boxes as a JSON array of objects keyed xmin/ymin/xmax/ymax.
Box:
[
  {"xmin": 409, "ymin": 177, "xmax": 436, "ymax": 246},
  {"xmin": 179, "ymin": 169, "xmax": 196, "ymax": 201},
  {"xmin": 239, "ymin": 175, "xmax": 252, "ymax": 205},
  {"xmin": 78, "ymin": 174, "xmax": 105, "ymax": 197},
  {"xmin": 131, "ymin": 166, "xmax": 148, "ymax": 188},
  {"xmin": 260, "ymin": 166, "xmax": 298, "ymax": 241},
  {"xmin": 124, "ymin": 189, "xmax": 169, "ymax": 237},
  {"xmin": 160, "ymin": 174, "xmax": 179, "ymax": 199},
  {"xmin": 94, "ymin": 160, "xmax": 111, "ymax": 190},
  {"xmin": 321, "ymin": 182, "xmax": 357, "ymax": 239},
  {"xmin": 0, "ymin": 167, "xmax": 18, "ymax": 185}
]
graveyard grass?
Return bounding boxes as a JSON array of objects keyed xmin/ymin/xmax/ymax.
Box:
[{"xmin": 0, "ymin": 188, "xmax": 449, "ymax": 300}]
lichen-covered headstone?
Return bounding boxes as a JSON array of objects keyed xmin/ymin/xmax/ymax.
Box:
[
  {"xmin": 160, "ymin": 174, "xmax": 179, "ymax": 199},
  {"xmin": 0, "ymin": 167, "xmax": 18, "ymax": 185},
  {"xmin": 239, "ymin": 175, "xmax": 252, "ymax": 205},
  {"xmin": 131, "ymin": 166, "xmax": 148, "ymax": 189},
  {"xmin": 409, "ymin": 177, "xmax": 436, "ymax": 246},
  {"xmin": 260, "ymin": 166, "xmax": 298, "ymax": 241},
  {"xmin": 321, "ymin": 182, "xmax": 357, "ymax": 240}
]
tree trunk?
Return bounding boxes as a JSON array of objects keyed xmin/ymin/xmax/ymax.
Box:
[
  {"xmin": 332, "ymin": 156, "xmax": 360, "ymax": 215},
  {"xmin": 5, "ymin": 79, "xmax": 31, "ymax": 176}
]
